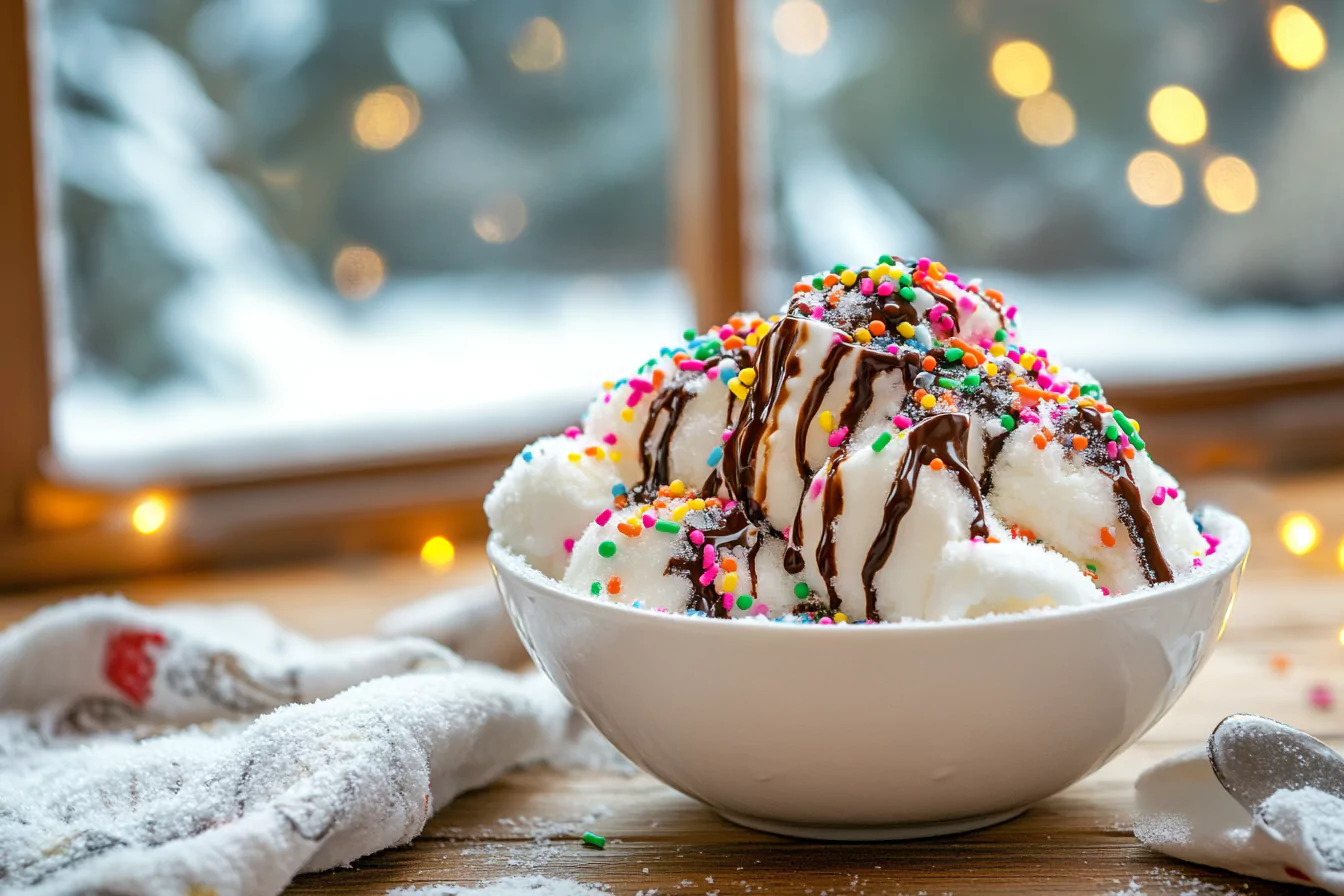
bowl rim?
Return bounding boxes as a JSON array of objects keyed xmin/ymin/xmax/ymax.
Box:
[{"xmin": 488, "ymin": 505, "xmax": 1249, "ymax": 637}]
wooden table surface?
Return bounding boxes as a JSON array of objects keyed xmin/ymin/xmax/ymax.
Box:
[{"xmin": 6, "ymin": 471, "xmax": 1344, "ymax": 895}]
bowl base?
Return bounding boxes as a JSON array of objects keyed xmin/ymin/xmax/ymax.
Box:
[{"xmin": 715, "ymin": 806, "xmax": 1027, "ymax": 841}]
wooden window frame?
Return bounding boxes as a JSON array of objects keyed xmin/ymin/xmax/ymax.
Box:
[{"xmin": 0, "ymin": 0, "xmax": 749, "ymax": 589}]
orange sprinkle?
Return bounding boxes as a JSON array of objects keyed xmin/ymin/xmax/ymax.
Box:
[
  {"xmin": 1013, "ymin": 383, "xmax": 1057, "ymax": 404},
  {"xmin": 672, "ymin": 352, "xmax": 688, "ymax": 363},
  {"xmin": 928, "ymin": 261, "xmax": 947, "ymax": 281},
  {"xmin": 658, "ymin": 486, "xmax": 670, "ymax": 497},
  {"xmin": 584, "ymin": 446, "xmax": 598, "ymax": 456},
  {"xmin": 1033, "ymin": 432, "xmax": 1048, "ymax": 450},
  {"xmin": 868, "ymin": 320, "xmax": 887, "ymax": 336},
  {"xmin": 1123, "ymin": 446, "xmax": 1136, "ymax": 460},
  {"xmin": 652, "ymin": 369, "xmax": 665, "ymax": 390},
  {"xmin": 962, "ymin": 354, "xmax": 978, "ymax": 369},
  {"xmin": 723, "ymin": 336, "xmax": 745, "ymax": 350},
  {"xmin": 653, "ymin": 498, "xmax": 668, "ymax": 509},
  {"xmin": 828, "ymin": 293, "xmax": 841, "ymax": 307},
  {"xmin": 1068, "ymin": 383, "xmax": 1080, "ymax": 399},
  {"xmin": 705, "ymin": 497, "xmax": 721, "ymax": 508},
  {"xmin": 614, "ymin": 494, "xmax": 629, "ymax": 509},
  {"xmin": 729, "ymin": 316, "xmax": 745, "ymax": 330},
  {"xmin": 1072, "ymin": 436, "xmax": 1089, "ymax": 450},
  {"xmin": 1009, "ymin": 375, "xmax": 1025, "ymax": 386},
  {"xmin": 616, "ymin": 522, "xmax": 641, "ymax": 538},
  {"xmin": 940, "ymin": 392, "xmax": 956, "ymax": 406},
  {"xmin": 823, "ymin": 273, "xmax": 839, "ymax": 288},
  {"xmin": 1096, "ymin": 402, "xmax": 1113, "ymax": 413},
  {"xmin": 921, "ymin": 356, "xmax": 937, "ymax": 372},
  {"xmin": 913, "ymin": 388, "xmax": 928, "ymax": 401},
  {"xmin": 1100, "ymin": 526, "xmax": 1116, "ymax": 548},
  {"xmin": 793, "ymin": 282, "xmax": 809, "ymax": 293},
  {"xmin": 984, "ymin": 288, "xmax": 1004, "ymax": 302},
  {"xmin": 607, "ymin": 576, "xmax": 622, "ymax": 594},
  {"xmin": 722, "ymin": 557, "xmax": 738, "ymax": 572},
  {"xmin": 985, "ymin": 536, "xmax": 1000, "ymax": 544},
  {"xmin": 929, "ymin": 458, "xmax": 946, "ymax": 471}
]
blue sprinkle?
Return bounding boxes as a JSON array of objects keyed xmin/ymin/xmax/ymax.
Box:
[
  {"xmin": 632, "ymin": 600, "xmax": 641, "ymax": 609},
  {"xmin": 522, "ymin": 452, "xmax": 533, "ymax": 463},
  {"xmin": 707, "ymin": 445, "xmax": 724, "ymax": 466},
  {"xmin": 612, "ymin": 483, "xmax": 627, "ymax": 496}
]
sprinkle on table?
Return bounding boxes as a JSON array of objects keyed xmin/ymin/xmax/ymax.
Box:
[{"xmin": 582, "ymin": 831, "xmax": 606, "ymax": 849}]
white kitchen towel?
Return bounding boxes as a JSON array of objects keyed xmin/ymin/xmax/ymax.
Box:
[
  {"xmin": 1135, "ymin": 745, "xmax": 1344, "ymax": 893},
  {"xmin": 0, "ymin": 596, "xmax": 581, "ymax": 896}
]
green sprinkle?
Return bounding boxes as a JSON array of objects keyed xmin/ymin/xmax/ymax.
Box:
[
  {"xmin": 961, "ymin": 373, "xmax": 981, "ymax": 390},
  {"xmin": 899, "ymin": 273, "xmax": 912, "ymax": 287},
  {"xmin": 994, "ymin": 328, "xmax": 1007, "ymax": 343},
  {"xmin": 1131, "ymin": 432, "xmax": 1146, "ymax": 451},
  {"xmin": 582, "ymin": 832, "xmax": 606, "ymax": 849},
  {"xmin": 694, "ymin": 340, "xmax": 722, "ymax": 361},
  {"xmin": 878, "ymin": 254, "xmax": 895, "ymax": 265},
  {"xmin": 682, "ymin": 328, "xmax": 696, "ymax": 342},
  {"xmin": 736, "ymin": 594, "xmax": 753, "ymax": 611},
  {"xmin": 1105, "ymin": 424, "xmax": 1120, "ymax": 441},
  {"xmin": 944, "ymin": 348, "xmax": 965, "ymax": 362},
  {"xmin": 937, "ymin": 376, "xmax": 958, "ymax": 390},
  {"xmin": 872, "ymin": 431, "xmax": 892, "ymax": 452},
  {"xmin": 1079, "ymin": 383, "xmax": 1101, "ymax": 398},
  {"xmin": 812, "ymin": 275, "xmax": 825, "ymax": 290},
  {"xmin": 1086, "ymin": 564, "xmax": 1097, "ymax": 572},
  {"xmin": 831, "ymin": 263, "xmax": 848, "ymax": 274},
  {"xmin": 1000, "ymin": 414, "xmax": 1016, "ymax": 431},
  {"xmin": 598, "ymin": 540, "xmax": 616, "ymax": 558},
  {"xmin": 654, "ymin": 520, "xmax": 680, "ymax": 534},
  {"xmin": 1112, "ymin": 410, "xmax": 1136, "ymax": 436},
  {"xmin": 898, "ymin": 286, "xmax": 916, "ymax": 302},
  {"xmin": 590, "ymin": 582, "xmax": 601, "ymax": 595},
  {"xmin": 793, "ymin": 582, "xmax": 810, "ymax": 599}
]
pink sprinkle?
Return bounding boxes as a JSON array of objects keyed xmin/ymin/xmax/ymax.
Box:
[
  {"xmin": 928, "ymin": 304, "xmax": 945, "ymax": 320},
  {"xmin": 860, "ymin": 278, "xmax": 875, "ymax": 296},
  {"xmin": 1036, "ymin": 372, "xmax": 1054, "ymax": 389},
  {"xmin": 679, "ymin": 359, "xmax": 705, "ymax": 372},
  {"xmin": 706, "ymin": 367, "xmax": 720, "ymax": 380},
  {"xmin": 703, "ymin": 544, "xmax": 716, "ymax": 568},
  {"xmin": 827, "ymin": 426, "xmax": 848, "ymax": 448},
  {"xmin": 603, "ymin": 394, "xmax": 611, "ymax": 404},
  {"xmin": 886, "ymin": 344, "xmax": 902, "ymax": 354},
  {"xmin": 1192, "ymin": 558, "xmax": 1202, "ymax": 568},
  {"xmin": 810, "ymin": 477, "xmax": 826, "ymax": 500},
  {"xmin": 1019, "ymin": 409, "xmax": 1040, "ymax": 424},
  {"xmin": 1309, "ymin": 683, "xmax": 1334, "ymax": 711},
  {"xmin": 978, "ymin": 338, "xmax": 993, "ymax": 350},
  {"xmin": 819, "ymin": 617, "xmax": 834, "ymax": 625},
  {"xmin": 1166, "ymin": 486, "xmax": 1179, "ymax": 498},
  {"xmin": 1119, "ymin": 432, "xmax": 1130, "ymax": 448},
  {"xmin": 917, "ymin": 257, "xmax": 930, "ymax": 270},
  {"xmin": 1204, "ymin": 534, "xmax": 1219, "ymax": 555},
  {"xmin": 699, "ymin": 567, "xmax": 718, "ymax": 587},
  {"xmin": 595, "ymin": 509, "xmax": 612, "ymax": 526},
  {"xmin": 957, "ymin": 296, "xmax": 976, "ymax": 314},
  {"xmin": 1100, "ymin": 587, "xmax": 1110, "ymax": 596},
  {"xmin": 1050, "ymin": 382, "xmax": 1068, "ymax": 394},
  {"xmin": 722, "ymin": 429, "xmax": 734, "ymax": 442},
  {"xmin": 1007, "ymin": 350, "xmax": 1022, "ymax": 363},
  {"xmin": 1151, "ymin": 487, "xmax": 1166, "ymax": 506},
  {"xmin": 656, "ymin": 607, "xmax": 668, "ymax": 613},
  {"xmin": 689, "ymin": 529, "xmax": 705, "ymax": 546},
  {"xmin": 811, "ymin": 305, "xmax": 825, "ymax": 320},
  {"xmin": 642, "ymin": 514, "xmax": 656, "ymax": 528},
  {"xmin": 564, "ymin": 426, "xmax": 581, "ymax": 439},
  {"xmin": 625, "ymin": 391, "xmax": 642, "ymax": 408},
  {"xmin": 723, "ymin": 594, "xmax": 734, "ymax": 610},
  {"xmin": 1107, "ymin": 441, "xmax": 1118, "ymax": 459},
  {"xmin": 832, "ymin": 333, "xmax": 846, "ymax": 344},
  {"xmin": 629, "ymin": 378, "xmax": 653, "ymax": 394},
  {"xmin": 603, "ymin": 432, "xmax": 618, "ymax": 445},
  {"xmin": 876, "ymin": 281, "xmax": 894, "ymax": 297},
  {"xmin": 781, "ymin": 525, "xmax": 791, "ymax": 540},
  {"xmin": 893, "ymin": 414, "xmax": 912, "ymax": 429},
  {"xmin": 946, "ymin": 273, "xmax": 961, "ymax": 285},
  {"xmin": 1036, "ymin": 347, "xmax": 1049, "ymax": 359},
  {"xmin": 751, "ymin": 603, "xmax": 769, "ymax": 616},
  {"xmin": 723, "ymin": 500, "xmax": 738, "ymax": 513},
  {"xmin": 563, "ymin": 538, "xmax": 576, "ymax": 553},
  {"xmin": 1006, "ymin": 305, "xmax": 1018, "ymax": 319},
  {"xmin": 719, "ymin": 326, "xmax": 733, "ymax": 340}
]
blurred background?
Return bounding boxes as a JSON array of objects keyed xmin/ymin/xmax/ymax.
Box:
[{"xmin": 3, "ymin": 0, "xmax": 1344, "ymax": 588}]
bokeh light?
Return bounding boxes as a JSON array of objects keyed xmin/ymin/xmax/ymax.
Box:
[
  {"xmin": 332, "ymin": 245, "xmax": 386, "ymax": 300},
  {"xmin": 990, "ymin": 40, "xmax": 1052, "ymax": 99},
  {"xmin": 1279, "ymin": 512, "xmax": 1321, "ymax": 556},
  {"xmin": 353, "ymin": 86, "xmax": 420, "ymax": 151},
  {"xmin": 1271, "ymin": 4, "xmax": 1327, "ymax": 71},
  {"xmin": 1337, "ymin": 535, "xmax": 1344, "ymax": 570},
  {"xmin": 510, "ymin": 17, "xmax": 565, "ymax": 72},
  {"xmin": 1203, "ymin": 155, "xmax": 1258, "ymax": 214},
  {"xmin": 421, "ymin": 536, "xmax": 456, "ymax": 569},
  {"xmin": 472, "ymin": 194, "xmax": 528, "ymax": 244},
  {"xmin": 1016, "ymin": 92, "xmax": 1075, "ymax": 146},
  {"xmin": 131, "ymin": 496, "xmax": 168, "ymax": 535},
  {"xmin": 772, "ymin": 0, "xmax": 830, "ymax": 56},
  {"xmin": 1127, "ymin": 151, "xmax": 1184, "ymax": 207},
  {"xmin": 1147, "ymin": 86, "xmax": 1207, "ymax": 146}
]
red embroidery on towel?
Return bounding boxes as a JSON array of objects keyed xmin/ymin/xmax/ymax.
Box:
[
  {"xmin": 104, "ymin": 628, "xmax": 167, "ymax": 706},
  {"xmin": 1285, "ymin": 866, "xmax": 1312, "ymax": 882}
]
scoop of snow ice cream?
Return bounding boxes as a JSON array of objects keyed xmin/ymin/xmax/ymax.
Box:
[
  {"xmin": 484, "ymin": 434, "xmax": 623, "ymax": 578},
  {"xmin": 489, "ymin": 253, "xmax": 1214, "ymax": 622}
]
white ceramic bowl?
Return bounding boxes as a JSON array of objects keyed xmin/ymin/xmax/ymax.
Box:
[{"xmin": 490, "ymin": 508, "xmax": 1250, "ymax": 840}]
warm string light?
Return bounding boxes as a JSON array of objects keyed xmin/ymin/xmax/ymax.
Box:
[
  {"xmin": 332, "ymin": 245, "xmax": 386, "ymax": 300},
  {"xmin": 352, "ymin": 86, "xmax": 420, "ymax": 151},
  {"xmin": 1148, "ymin": 85, "xmax": 1207, "ymax": 146},
  {"xmin": 1270, "ymin": 4, "xmax": 1327, "ymax": 71},
  {"xmin": 990, "ymin": 40, "xmax": 1052, "ymax": 98},
  {"xmin": 131, "ymin": 496, "xmax": 168, "ymax": 535},
  {"xmin": 421, "ymin": 536, "xmax": 456, "ymax": 569},
  {"xmin": 1203, "ymin": 155, "xmax": 1258, "ymax": 214},
  {"xmin": 511, "ymin": 17, "xmax": 565, "ymax": 72},
  {"xmin": 772, "ymin": 0, "xmax": 829, "ymax": 56},
  {"xmin": 1279, "ymin": 512, "xmax": 1321, "ymax": 556},
  {"xmin": 473, "ymin": 194, "xmax": 528, "ymax": 244},
  {"xmin": 1016, "ymin": 91, "xmax": 1075, "ymax": 146},
  {"xmin": 1127, "ymin": 151, "xmax": 1184, "ymax": 206}
]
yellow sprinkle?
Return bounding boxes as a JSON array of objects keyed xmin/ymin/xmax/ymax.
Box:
[
  {"xmin": 568, "ymin": 453, "xmax": 581, "ymax": 463},
  {"xmin": 1020, "ymin": 353, "xmax": 1037, "ymax": 368},
  {"xmin": 671, "ymin": 504, "xmax": 690, "ymax": 521},
  {"xmin": 746, "ymin": 333, "xmax": 759, "ymax": 347},
  {"xmin": 873, "ymin": 263, "xmax": 892, "ymax": 279},
  {"xmin": 920, "ymin": 394, "xmax": 936, "ymax": 409},
  {"xmin": 839, "ymin": 270, "xmax": 857, "ymax": 286},
  {"xmin": 620, "ymin": 408, "xmax": 634, "ymax": 423},
  {"xmin": 738, "ymin": 367, "xmax": 757, "ymax": 386},
  {"xmin": 722, "ymin": 573, "xmax": 739, "ymax": 593},
  {"xmin": 854, "ymin": 327, "xmax": 872, "ymax": 344},
  {"xmin": 819, "ymin": 410, "xmax": 835, "ymax": 433},
  {"xmin": 592, "ymin": 447, "xmax": 606, "ymax": 460},
  {"xmin": 834, "ymin": 612, "xmax": 849, "ymax": 624},
  {"xmin": 728, "ymin": 378, "xmax": 748, "ymax": 401},
  {"xmin": 639, "ymin": 504, "xmax": 652, "ymax": 514},
  {"xmin": 627, "ymin": 516, "xmax": 639, "ymax": 527},
  {"xmin": 603, "ymin": 380, "xmax": 615, "ymax": 390},
  {"xmin": 689, "ymin": 498, "xmax": 706, "ymax": 511},
  {"xmin": 669, "ymin": 480, "xmax": 686, "ymax": 497},
  {"xmin": 989, "ymin": 343, "xmax": 1007, "ymax": 357},
  {"xmin": 769, "ymin": 315, "xmax": 780, "ymax": 323},
  {"xmin": 1048, "ymin": 364, "xmax": 1059, "ymax": 374},
  {"xmin": 755, "ymin": 322, "xmax": 770, "ymax": 335},
  {"xmin": 896, "ymin": 322, "xmax": 915, "ymax": 339},
  {"xmin": 1077, "ymin": 397, "xmax": 1095, "ymax": 409},
  {"xmin": 610, "ymin": 450, "xmax": 622, "ymax": 462},
  {"xmin": 985, "ymin": 362, "xmax": 998, "ymax": 376},
  {"xmin": 1132, "ymin": 419, "xmax": 1141, "ymax": 433}
]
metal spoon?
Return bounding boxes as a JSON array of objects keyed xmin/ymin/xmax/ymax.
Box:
[{"xmin": 1208, "ymin": 713, "xmax": 1344, "ymax": 815}]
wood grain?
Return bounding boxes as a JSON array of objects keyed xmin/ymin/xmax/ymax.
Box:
[{"xmin": 5, "ymin": 472, "xmax": 1344, "ymax": 894}]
